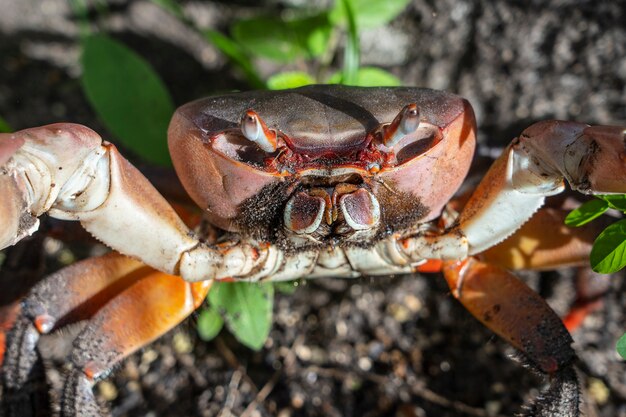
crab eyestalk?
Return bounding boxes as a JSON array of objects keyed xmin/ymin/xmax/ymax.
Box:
[
  {"xmin": 240, "ymin": 109, "xmax": 278, "ymax": 153},
  {"xmin": 382, "ymin": 103, "xmax": 420, "ymax": 147}
]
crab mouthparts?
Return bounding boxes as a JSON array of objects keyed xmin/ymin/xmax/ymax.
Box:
[{"xmin": 284, "ymin": 183, "xmax": 380, "ymax": 236}]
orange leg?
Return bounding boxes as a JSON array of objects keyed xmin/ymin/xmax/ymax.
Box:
[
  {"xmin": 480, "ymin": 207, "xmax": 608, "ymax": 270},
  {"xmin": 562, "ymin": 268, "xmax": 611, "ymax": 331},
  {"xmin": 2, "ymin": 252, "xmax": 210, "ymax": 417},
  {"xmin": 0, "ymin": 235, "xmax": 45, "ymax": 368},
  {"xmin": 481, "ymin": 207, "xmax": 611, "ymax": 331},
  {"xmin": 442, "ymin": 257, "xmax": 580, "ymax": 417},
  {"xmin": 0, "ymin": 303, "xmax": 21, "ymax": 374}
]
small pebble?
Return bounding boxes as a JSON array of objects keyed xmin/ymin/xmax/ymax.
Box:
[
  {"xmin": 404, "ymin": 294, "xmax": 422, "ymax": 312},
  {"xmin": 388, "ymin": 303, "xmax": 410, "ymax": 322},
  {"xmin": 173, "ymin": 332, "xmax": 193, "ymax": 354},
  {"xmin": 295, "ymin": 345, "xmax": 312, "ymax": 361},
  {"xmin": 291, "ymin": 392, "xmax": 304, "ymax": 408},
  {"xmin": 486, "ymin": 400, "xmax": 502, "ymax": 416},
  {"xmin": 358, "ymin": 357, "xmax": 372, "ymax": 371},
  {"xmin": 336, "ymin": 320, "xmax": 348, "ymax": 337},
  {"xmin": 97, "ymin": 380, "xmax": 118, "ymax": 401},
  {"xmin": 588, "ymin": 377, "xmax": 609, "ymax": 405}
]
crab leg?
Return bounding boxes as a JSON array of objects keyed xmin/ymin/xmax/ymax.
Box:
[
  {"xmin": 0, "ymin": 124, "xmax": 278, "ymax": 282},
  {"xmin": 0, "ymin": 134, "xmax": 29, "ymax": 247},
  {"xmin": 480, "ymin": 206, "xmax": 613, "ymax": 331},
  {"xmin": 442, "ymin": 257, "xmax": 580, "ymax": 417},
  {"xmin": 457, "ymin": 122, "xmax": 626, "ymax": 255},
  {"xmin": 480, "ymin": 206, "xmax": 610, "ymax": 270},
  {"xmin": 2, "ymin": 252, "xmax": 210, "ymax": 417},
  {"xmin": 392, "ymin": 122, "xmax": 626, "ymax": 262}
]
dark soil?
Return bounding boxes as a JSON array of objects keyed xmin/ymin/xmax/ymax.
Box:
[{"xmin": 1, "ymin": 1, "xmax": 626, "ymax": 417}]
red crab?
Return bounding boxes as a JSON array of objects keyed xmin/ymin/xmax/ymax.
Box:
[{"xmin": 0, "ymin": 85, "xmax": 625, "ymax": 416}]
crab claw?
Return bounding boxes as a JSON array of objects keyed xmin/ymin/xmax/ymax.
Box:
[
  {"xmin": 240, "ymin": 109, "xmax": 278, "ymax": 153},
  {"xmin": 382, "ymin": 103, "xmax": 420, "ymax": 147},
  {"xmin": 578, "ymin": 125, "xmax": 626, "ymax": 193},
  {"xmin": 0, "ymin": 134, "xmax": 30, "ymax": 248},
  {"xmin": 0, "ymin": 135, "xmax": 25, "ymax": 166}
]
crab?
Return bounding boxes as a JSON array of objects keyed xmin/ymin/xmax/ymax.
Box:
[{"xmin": 0, "ymin": 85, "xmax": 625, "ymax": 416}]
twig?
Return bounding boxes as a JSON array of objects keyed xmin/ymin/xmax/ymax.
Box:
[
  {"xmin": 240, "ymin": 369, "xmax": 282, "ymax": 417},
  {"xmin": 217, "ymin": 369, "xmax": 242, "ymax": 417},
  {"xmin": 303, "ymin": 365, "xmax": 507, "ymax": 417},
  {"xmin": 214, "ymin": 337, "xmax": 259, "ymax": 394}
]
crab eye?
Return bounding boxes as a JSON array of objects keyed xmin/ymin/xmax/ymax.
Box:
[
  {"xmin": 240, "ymin": 109, "xmax": 278, "ymax": 153},
  {"xmin": 382, "ymin": 103, "xmax": 420, "ymax": 147}
]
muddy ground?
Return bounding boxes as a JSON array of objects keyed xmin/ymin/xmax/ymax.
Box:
[{"xmin": 1, "ymin": 1, "xmax": 625, "ymax": 416}]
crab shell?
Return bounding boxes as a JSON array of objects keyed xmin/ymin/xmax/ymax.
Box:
[{"xmin": 168, "ymin": 85, "xmax": 476, "ymax": 243}]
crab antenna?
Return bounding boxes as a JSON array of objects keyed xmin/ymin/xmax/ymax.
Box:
[
  {"xmin": 382, "ymin": 103, "xmax": 420, "ymax": 147},
  {"xmin": 240, "ymin": 109, "xmax": 278, "ymax": 153}
]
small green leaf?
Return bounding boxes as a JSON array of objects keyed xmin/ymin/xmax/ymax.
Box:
[
  {"xmin": 590, "ymin": 219, "xmax": 626, "ymax": 273},
  {"xmin": 330, "ymin": 0, "xmax": 411, "ymax": 29},
  {"xmin": 231, "ymin": 14, "xmax": 332, "ymax": 63},
  {"xmin": 351, "ymin": 67, "xmax": 401, "ymax": 86},
  {"xmin": 81, "ymin": 34, "xmax": 174, "ymax": 166},
  {"xmin": 618, "ymin": 333, "xmax": 626, "ymax": 360},
  {"xmin": 598, "ymin": 194, "xmax": 626, "ymax": 212},
  {"xmin": 232, "ymin": 17, "xmax": 297, "ymax": 63},
  {"xmin": 267, "ymin": 72, "xmax": 315, "ymax": 90},
  {"xmin": 0, "ymin": 116, "xmax": 11, "ymax": 133},
  {"xmin": 327, "ymin": 67, "xmax": 401, "ymax": 86},
  {"xmin": 203, "ymin": 30, "xmax": 265, "ymax": 89},
  {"xmin": 274, "ymin": 280, "xmax": 299, "ymax": 294},
  {"xmin": 565, "ymin": 199, "xmax": 609, "ymax": 226},
  {"xmin": 197, "ymin": 306, "xmax": 224, "ymax": 341},
  {"xmin": 209, "ymin": 281, "xmax": 274, "ymax": 351},
  {"xmin": 305, "ymin": 16, "xmax": 333, "ymax": 57}
]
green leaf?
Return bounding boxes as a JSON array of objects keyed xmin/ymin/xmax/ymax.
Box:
[
  {"xmin": 330, "ymin": 0, "xmax": 411, "ymax": 29},
  {"xmin": 305, "ymin": 16, "xmax": 333, "ymax": 57},
  {"xmin": 232, "ymin": 17, "xmax": 298, "ymax": 63},
  {"xmin": 590, "ymin": 219, "xmax": 626, "ymax": 273},
  {"xmin": 0, "ymin": 116, "xmax": 11, "ymax": 133},
  {"xmin": 209, "ymin": 281, "xmax": 274, "ymax": 351},
  {"xmin": 81, "ymin": 34, "xmax": 174, "ymax": 166},
  {"xmin": 618, "ymin": 333, "xmax": 626, "ymax": 360},
  {"xmin": 267, "ymin": 71, "xmax": 315, "ymax": 90},
  {"xmin": 352, "ymin": 67, "xmax": 401, "ymax": 86},
  {"xmin": 197, "ymin": 306, "xmax": 224, "ymax": 341},
  {"xmin": 565, "ymin": 199, "xmax": 609, "ymax": 226},
  {"xmin": 203, "ymin": 30, "xmax": 265, "ymax": 89},
  {"xmin": 231, "ymin": 14, "xmax": 332, "ymax": 63},
  {"xmin": 341, "ymin": 0, "xmax": 359, "ymax": 85},
  {"xmin": 274, "ymin": 280, "xmax": 299, "ymax": 294},
  {"xmin": 598, "ymin": 194, "xmax": 626, "ymax": 212},
  {"xmin": 327, "ymin": 67, "xmax": 401, "ymax": 86}
]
